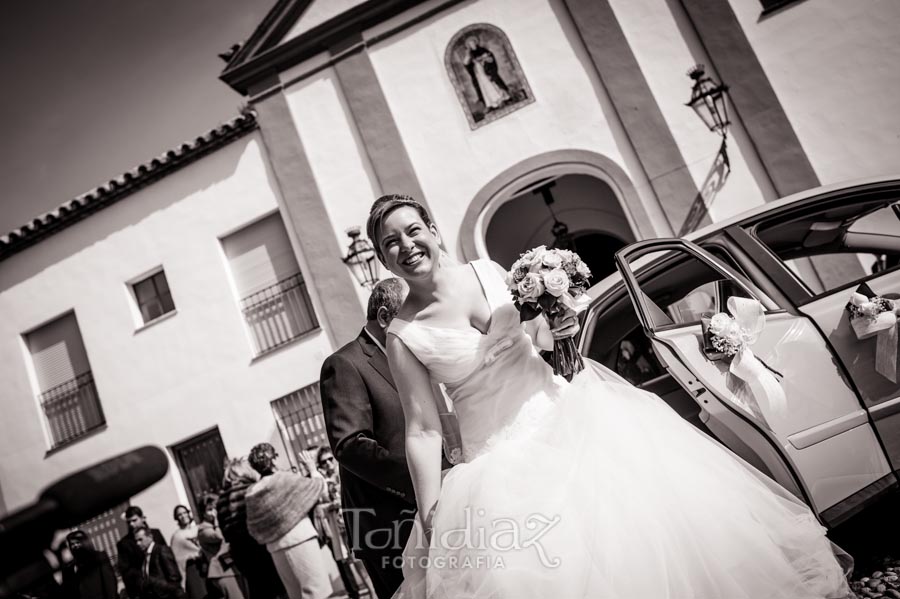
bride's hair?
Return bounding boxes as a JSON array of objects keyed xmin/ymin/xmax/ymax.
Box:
[{"xmin": 367, "ymin": 194, "xmax": 434, "ymax": 263}]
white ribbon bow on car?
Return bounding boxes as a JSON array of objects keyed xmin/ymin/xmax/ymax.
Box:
[
  {"xmin": 712, "ymin": 297, "xmax": 787, "ymax": 415},
  {"xmin": 848, "ymin": 291, "xmax": 899, "ymax": 383}
]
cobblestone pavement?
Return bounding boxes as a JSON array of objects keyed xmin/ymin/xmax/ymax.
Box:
[
  {"xmin": 850, "ymin": 558, "xmax": 900, "ymax": 599},
  {"xmin": 831, "ymin": 490, "xmax": 900, "ymax": 598}
]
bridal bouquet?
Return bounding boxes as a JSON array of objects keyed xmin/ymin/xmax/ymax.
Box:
[{"xmin": 506, "ymin": 246, "xmax": 592, "ymax": 381}]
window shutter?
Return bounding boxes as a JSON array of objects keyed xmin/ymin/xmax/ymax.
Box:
[
  {"xmin": 26, "ymin": 313, "xmax": 90, "ymax": 392},
  {"xmin": 222, "ymin": 214, "xmax": 300, "ymax": 298}
]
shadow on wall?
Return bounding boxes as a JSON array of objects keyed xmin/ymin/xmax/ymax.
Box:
[
  {"xmin": 677, "ymin": 139, "xmax": 731, "ymax": 237},
  {"xmin": 0, "ymin": 136, "xmax": 256, "ymax": 294}
]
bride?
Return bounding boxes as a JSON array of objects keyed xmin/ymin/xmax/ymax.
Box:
[{"xmin": 366, "ymin": 194, "xmax": 852, "ymax": 599}]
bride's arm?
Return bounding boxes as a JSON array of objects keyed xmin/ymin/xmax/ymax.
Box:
[{"xmin": 386, "ymin": 333, "xmax": 444, "ymax": 537}]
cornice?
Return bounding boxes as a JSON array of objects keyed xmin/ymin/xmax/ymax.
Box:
[{"xmin": 220, "ymin": 0, "xmax": 429, "ymax": 95}]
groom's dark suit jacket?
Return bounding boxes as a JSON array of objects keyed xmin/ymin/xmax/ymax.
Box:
[{"xmin": 320, "ymin": 329, "xmax": 417, "ymax": 564}]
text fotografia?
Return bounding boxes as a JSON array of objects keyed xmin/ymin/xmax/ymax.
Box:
[
  {"xmin": 345, "ymin": 507, "xmax": 562, "ymax": 568},
  {"xmin": 385, "ymin": 554, "xmax": 507, "ymax": 570}
]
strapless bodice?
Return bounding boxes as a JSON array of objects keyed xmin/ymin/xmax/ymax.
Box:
[{"xmin": 388, "ymin": 260, "xmax": 564, "ymax": 461}]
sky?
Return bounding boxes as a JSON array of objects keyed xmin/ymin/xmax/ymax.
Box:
[{"xmin": 0, "ymin": 0, "xmax": 276, "ymax": 233}]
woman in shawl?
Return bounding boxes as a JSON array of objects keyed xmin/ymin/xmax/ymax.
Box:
[{"xmin": 245, "ymin": 443, "xmax": 331, "ymax": 599}]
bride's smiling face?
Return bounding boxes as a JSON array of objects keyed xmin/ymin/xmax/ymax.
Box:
[{"xmin": 377, "ymin": 206, "xmax": 442, "ymax": 280}]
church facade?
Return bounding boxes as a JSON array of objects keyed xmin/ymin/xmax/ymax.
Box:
[{"xmin": 0, "ymin": 0, "xmax": 897, "ymax": 560}]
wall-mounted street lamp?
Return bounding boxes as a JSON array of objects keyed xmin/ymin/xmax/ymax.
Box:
[
  {"xmin": 677, "ymin": 64, "xmax": 733, "ymax": 236},
  {"xmin": 342, "ymin": 226, "xmax": 379, "ymax": 290},
  {"xmin": 686, "ymin": 64, "xmax": 730, "ymax": 138}
]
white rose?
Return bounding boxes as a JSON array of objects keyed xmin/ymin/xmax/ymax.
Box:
[
  {"xmin": 517, "ymin": 272, "xmax": 545, "ymax": 300},
  {"xmin": 860, "ymin": 302, "xmax": 880, "ymax": 319},
  {"xmin": 576, "ymin": 260, "xmax": 591, "ymax": 278},
  {"xmin": 528, "ymin": 247, "xmax": 548, "ymax": 272},
  {"xmin": 541, "ymin": 251, "xmax": 563, "ymax": 269},
  {"xmin": 708, "ymin": 313, "xmax": 732, "ymax": 336},
  {"xmin": 543, "ymin": 269, "xmax": 570, "ymax": 297}
]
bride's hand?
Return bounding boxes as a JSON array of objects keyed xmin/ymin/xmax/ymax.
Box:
[
  {"xmin": 421, "ymin": 505, "xmax": 437, "ymax": 544},
  {"xmin": 549, "ymin": 307, "xmax": 580, "ymax": 340}
]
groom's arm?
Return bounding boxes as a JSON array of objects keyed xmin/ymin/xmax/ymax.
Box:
[{"xmin": 320, "ymin": 353, "xmax": 416, "ymax": 502}]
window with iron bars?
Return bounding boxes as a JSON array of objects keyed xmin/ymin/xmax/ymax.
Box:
[
  {"xmin": 26, "ymin": 311, "xmax": 105, "ymax": 450},
  {"xmin": 240, "ymin": 273, "xmax": 318, "ymax": 356},
  {"xmin": 39, "ymin": 371, "xmax": 106, "ymax": 449},
  {"xmin": 271, "ymin": 384, "xmax": 329, "ymax": 470}
]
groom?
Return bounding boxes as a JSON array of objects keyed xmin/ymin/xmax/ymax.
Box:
[{"xmin": 320, "ymin": 278, "xmax": 419, "ymax": 599}]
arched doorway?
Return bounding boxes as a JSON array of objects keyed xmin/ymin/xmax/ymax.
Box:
[
  {"xmin": 570, "ymin": 231, "xmax": 628, "ymax": 281},
  {"xmin": 484, "ymin": 173, "xmax": 635, "ymax": 280}
]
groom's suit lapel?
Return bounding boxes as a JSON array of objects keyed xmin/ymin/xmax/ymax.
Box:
[{"xmin": 357, "ymin": 330, "xmax": 396, "ymax": 391}]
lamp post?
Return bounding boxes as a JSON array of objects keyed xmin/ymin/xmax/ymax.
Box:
[
  {"xmin": 686, "ymin": 64, "xmax": 730, "ymax": 138},
  {"xmin": 534, "ymin": 181, "xmax": 575, "ymax": 251},
  {"xmin": 342, "ymin": 226, "xmax": 379, "ymax": 290},
  {"xmin": 686, "ymin": 64, "xmax": 731, "ymax": 170}
]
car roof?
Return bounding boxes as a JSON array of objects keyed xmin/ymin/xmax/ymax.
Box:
[
  {"xmin": 684, "ymin": 174, "xmax": 900, "ymax": 241},
  {"xmin": 586, "ymin": 174, "xmax": 900, "ymax": 301}
]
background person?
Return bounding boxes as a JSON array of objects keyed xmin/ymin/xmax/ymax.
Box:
[
  {"xmin": 217, "ymin": 456, "xmax": 287, "ymax": 599},
  {"xmin": 169, "ymin": 505, "xmax": 205, "ymax": 599},
  {"xmin": 311, "ymin": 446, "xmax": 365, "ymax": 599},
  {"xmin": 134, "ymin": 526, "xmax": 184, "ymax": 599},
  {"xmin": 61, "ymin": 529, "xmax": 117, "ymax": 598},
  {"xmin": 319, "ymin": 278, "xmax": 418, "ymax": 599},
  {"xmin": 117, "ymin": 505, "xmax": 168, "ymax": 599},
  {"xmin": 245, "ymin": 442, "xmax": 330, "ymax": 599},
  {"xmin": 197, "ymin": 494, "xmax": 244, "ymax": 599}
]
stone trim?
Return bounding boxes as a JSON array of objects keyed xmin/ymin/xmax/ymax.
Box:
[
  {"xmin": 459, "ymin": 149, "xmax": 649, "ymax": 261},
  {"xmin": 252, "ymin": 92, "xmax": 364, "ymax": 347},
  {"xmin": 331, "ymin": 40, "xmax": 429, "ymax": 207},
  {"xmin": 562, "ymin": 0, "xmax": 702, "ymax": 234}
]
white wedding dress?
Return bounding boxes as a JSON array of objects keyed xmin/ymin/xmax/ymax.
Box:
[{"xmin": 388, "ymin": 259, "xmax": 851, "ymax": 599}]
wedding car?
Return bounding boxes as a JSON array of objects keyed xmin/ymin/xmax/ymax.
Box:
[{"xmin": 578, "ymin": 176, "xmax": 900, "ymax": 528}]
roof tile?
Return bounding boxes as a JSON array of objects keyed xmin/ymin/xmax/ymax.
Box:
[{"xmin": 0, "ymin": 111, "xmax": 258, "ymax": 261}]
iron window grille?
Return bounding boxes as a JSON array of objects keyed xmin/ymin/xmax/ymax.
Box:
[
  {"xmin": 271, "ymin": 383, "xmax": 329, "ymax": 469},
  {"xmin": 240, "ymin": 273, "xmax": 319, "ymax": 356},
  {"xmin": 40, "ymin": 371, "xmax": 105, "ymax": 449}
]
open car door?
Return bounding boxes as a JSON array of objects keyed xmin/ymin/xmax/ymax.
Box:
[{"xmin": 614, "ymin": 238, "xmax": 893, "ymax": 526}]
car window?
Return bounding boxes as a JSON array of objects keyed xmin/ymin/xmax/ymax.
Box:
[
  {"xmin": 612, "ymin": 328, "xmax": 666, "ymax": 386},
  {"xmin": 639, "ymin": 250, "xmax": 754, "ymax": 328},
  {"xmin": 583, "ymin": 296, "xmax": 666, "ymax": 387},
  {"xmin": 755, "ymin": 199, "xmax": 900, "ymax": 296}
]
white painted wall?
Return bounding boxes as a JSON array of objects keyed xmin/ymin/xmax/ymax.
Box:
[
  {"xmin": 729, "ymin": 0, "xmax": 900, "ymax": 184},
  {"xmin": 0, "ymin": 134, "xmax": 333, "ymax": 540},
  {"xmin": 609, "ymin": 0, "xmax": 770, "ymax": 222},
  {"xmin": 365, "ymin": 0, "xmax": 669, "ymax": 257}
]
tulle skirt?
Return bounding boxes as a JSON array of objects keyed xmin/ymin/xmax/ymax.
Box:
[{"xmin": 394, "ymin": 362, "xmax": 851, "ymax": 599}]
